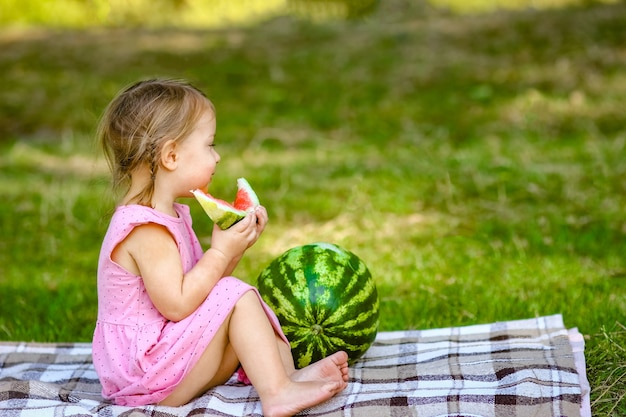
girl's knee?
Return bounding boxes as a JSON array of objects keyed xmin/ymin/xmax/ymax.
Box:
[{"xmin": 235, "ymin": 289, "xmax": 262, "ymax": 310}]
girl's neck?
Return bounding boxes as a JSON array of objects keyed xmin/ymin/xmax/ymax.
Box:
[{"xmin": 123, "ymin": 166, "xmax": 178, "ymax": 217}]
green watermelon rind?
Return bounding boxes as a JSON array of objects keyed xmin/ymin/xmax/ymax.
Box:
[
  {"xmin": 191, "ymin": 189, "xmax": 247, "ymax": 229},
  {"xmin": 257, "ymin": 242, "xmax": 379, "ymax": 368}
]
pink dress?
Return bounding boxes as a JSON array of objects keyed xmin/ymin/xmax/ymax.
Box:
[{"xmin": 92, "ymin": 203, "xmax": 287, "ymax": 406}]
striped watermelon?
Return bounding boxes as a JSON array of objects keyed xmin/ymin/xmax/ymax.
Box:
[{"xmin": 257, "ymin": 242, "xmax": 379, "ymax": 368}]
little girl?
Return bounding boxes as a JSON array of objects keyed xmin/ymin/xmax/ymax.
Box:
[{"xmin": 92, "ymin": 79, "xmax": 349, "ymax": 416}]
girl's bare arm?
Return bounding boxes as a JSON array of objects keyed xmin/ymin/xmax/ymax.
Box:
[{"xmin": 118, "ymin": 212, "xmax": 263, "ymax": 321}]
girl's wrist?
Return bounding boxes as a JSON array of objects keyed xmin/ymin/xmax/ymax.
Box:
[{"xmin": 208, "ymin": 247, "xmax": 230, "ymax": 262}]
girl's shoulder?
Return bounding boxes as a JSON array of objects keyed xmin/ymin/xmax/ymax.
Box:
[{"xmin": 112, "ymin": 203, "xmax": 191, "ymax": 227}]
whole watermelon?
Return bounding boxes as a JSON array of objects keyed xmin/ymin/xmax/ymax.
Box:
[{"xmin": 257, "ymin": 242, "xmax": 379, "ymax": 368}]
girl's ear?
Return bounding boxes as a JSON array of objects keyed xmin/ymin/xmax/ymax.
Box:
[{"xmin": 160, "ymin": 140, "xmax": 178, "ymax": 171}]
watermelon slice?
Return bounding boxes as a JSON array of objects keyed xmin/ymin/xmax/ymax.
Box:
[{"xmin": 191, "ymin": 177, "xmax": 260, "ymax": 229}]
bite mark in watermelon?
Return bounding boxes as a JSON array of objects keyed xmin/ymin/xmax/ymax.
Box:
[
  {"xmin": 257, "ymin": 242, "xmax": 379, "ymax": 368},
  {"xmin": 191, "ymin": 177, "xmax": 259, "ymax": 229}
]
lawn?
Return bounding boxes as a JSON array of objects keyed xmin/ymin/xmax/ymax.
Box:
[{"xmin": 0, "ymin": 0, "xmax": 625, "ymax": 415}]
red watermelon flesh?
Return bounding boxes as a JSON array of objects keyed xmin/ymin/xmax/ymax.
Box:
[{"xmin": 233, "ymin": 177, "xmax": 260, "ymax": 211}]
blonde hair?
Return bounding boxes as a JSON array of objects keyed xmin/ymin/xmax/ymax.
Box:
[{"xmin": 97, "ymin": 79, "xmax": 215, "ymax": 206}]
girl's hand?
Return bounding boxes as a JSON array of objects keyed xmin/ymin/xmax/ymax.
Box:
[
  {"xmin": 251, "ymin": 205, "xmax": 268, "ymax": 247},
  {"xmin": 211, "ymin": 205, "xmax": 268, "ymax": 259}
]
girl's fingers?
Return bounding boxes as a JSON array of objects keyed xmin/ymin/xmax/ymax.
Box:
[{"xmin": 254, "ymin": 206, "xmax": 268, "ymax": 229}]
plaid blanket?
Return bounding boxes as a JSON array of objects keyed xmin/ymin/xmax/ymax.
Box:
[{"xmin": 0, "ymin": 314, "xmax": 590, "ymax": 417}]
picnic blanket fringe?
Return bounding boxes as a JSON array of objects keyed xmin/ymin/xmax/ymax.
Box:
[{"xmin": 0, "ymin": 314, "xmax": 591, "ymax": 417}]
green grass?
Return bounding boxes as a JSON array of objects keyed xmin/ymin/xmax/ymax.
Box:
[{"xmin": 1, "ymin": 0, "xmax": 625, "ymax": 415}]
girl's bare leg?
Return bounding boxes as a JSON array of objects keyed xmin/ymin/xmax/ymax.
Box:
[
  {"xmin": 229, "ymin": 291, "xmax": 347, "ymax": 417},
  {"xmin": 160, "ymin": 291, "xmax": 349, "ymax": 416}
]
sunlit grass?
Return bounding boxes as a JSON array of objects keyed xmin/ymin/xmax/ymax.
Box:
[
  {"xmin": 0, "ymin": 0, "xmax": 625, "ymax": 414},
  {"xmin": 0, "ymin": 0, "xmax": 285, "ymax": 28},
  {"xmin": 2, "ymin": 0, "xmax": 619, "ymax": 29},
  {"xmin": 1, "ymin": 0, "xmax": 378, "ymax": 28},
  {"xmin": 430, "ymin": 0, "xmax": 620, "ymax": 13}
]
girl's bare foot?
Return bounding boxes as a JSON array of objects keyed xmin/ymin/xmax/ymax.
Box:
[
  {"xmin": 261, "ymin": 379, "xmax": 345, "ymax": 417},
  {"xmin": 291, "ymin": 351, "xmax": 349, "ymax": 384}
]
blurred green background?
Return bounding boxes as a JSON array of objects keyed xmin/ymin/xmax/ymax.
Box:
[{"xmin": 0, "ymin": 0, "xmax": 625, "ymax": 414}]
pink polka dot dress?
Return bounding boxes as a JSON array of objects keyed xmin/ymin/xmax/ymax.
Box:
[{"xmin": 92, "ymin": 203, "xmax": 287, "ymax": 406}]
